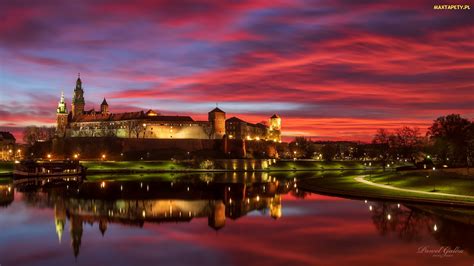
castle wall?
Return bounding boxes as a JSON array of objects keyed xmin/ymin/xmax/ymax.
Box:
[
  {"xmin": 67, "ymin": 120, "xmax": 212, "ymax": 139},
  {"xmin": 143, "ymin": 122, "xmax": 210, "ymax": 139}
]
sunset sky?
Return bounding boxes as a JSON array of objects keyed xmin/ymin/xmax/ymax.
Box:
[{"xmin": 1, "ymin": 0, "xmax": 473, "ymax": 142}]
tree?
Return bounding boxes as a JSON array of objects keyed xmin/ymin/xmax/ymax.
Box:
[
  {"xmin": 289, "ymin": 137, "xmax": 315, "ymax": 159},
  {"xmin": 321, "ymin": 143, "xmax": 337, "ymax": 162},
  {"xmin": 23, "ymin": 126, "xmax": 56, "ymax": 146},
  {"xmin": 372, "ymin": 128, "xmax": 393, "ymax": 171},
  {"xmin": 427, "ymin": 114, "xmax": 473, "ymax": 166},
  {"xmin": 23, "ymin": 126, "xmax": 40, "ymax": 146},
  {"xmin": 127, "ymin": 120, "xmax": 143, "ymax": 138},
  {"xmin": 392, "ymin": 127, "xmax": 424, "ymax": 164}
]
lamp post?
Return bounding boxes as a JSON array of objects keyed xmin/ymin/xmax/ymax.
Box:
[
  {"xmin": 432, "ymin": 167, "xmax": 436, "ymax": 192},
  {"xmin": 142, "ymin": 123, "xmax": 147, "ymax": 139}
]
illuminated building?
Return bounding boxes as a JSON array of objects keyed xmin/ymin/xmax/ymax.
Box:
[
  {"xmin": 0, "ymin": 132, "xmax": 16, "ymax": 161},
  {"xmin": 56, "ymin": 75, "xmax": 281, "ymax": 141}
]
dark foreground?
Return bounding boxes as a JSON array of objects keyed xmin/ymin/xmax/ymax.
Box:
[{"xmin": 0, "ymin": 173, "xmax": 473, "ymax": 266}]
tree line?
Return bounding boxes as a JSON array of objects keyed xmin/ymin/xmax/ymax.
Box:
[{"xmin": 284, "ymin": 114, "xmax": 473, "ymax": 167}]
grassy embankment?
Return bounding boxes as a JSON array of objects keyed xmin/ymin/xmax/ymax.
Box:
[
  {"xmin": 0, "ymin": 162, "xmax": 13, "ymax": 173},
  {"xmin": 368, "ymin": 170, "xmax": 474, "ymax": 196},
  {"xmin": 299, "ymin": 170, "xmax": 474, "ymax": 206}
]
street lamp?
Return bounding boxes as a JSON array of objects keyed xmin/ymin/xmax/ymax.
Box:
[
  {"xmin": 47, "ymin": 154, "xmax": 52, "ymax": 161},
  {"xmin": 432, "ymin": 167, "xmax": 436, "ymax": 191},
  {"xmin": 102, "ymin": 154, "xmax": 106, "ymax": 160}
]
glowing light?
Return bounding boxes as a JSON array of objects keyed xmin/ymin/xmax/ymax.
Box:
[
  {"xmin": 434, "ymin": 224, "xmax": 438, "ymax": 231},
  {"xmin": 47, "ymin": 154, "xmax": 51, "ymax": 159},
  {"xmin": 100, "ymin": 181, "xmax": 106, "ymax": 188},
  {"xmin": 256, "ymin": 195, "xmax": 260, "ymax": 202},
  {"xmin": 369, "ymin": 205, "xmax": 373, "ymax": 211},
  {"xmin": 387, "ymin": 214, "xmax": 391, "ymax": 220}
]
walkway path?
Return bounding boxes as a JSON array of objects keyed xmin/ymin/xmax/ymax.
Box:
[{"xmin": 354, "ymin": 176, "xmax": 474, "ymax": 200}]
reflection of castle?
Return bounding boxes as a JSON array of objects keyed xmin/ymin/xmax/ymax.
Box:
[
  {"xmin": 0, "ymin": 184, "xmax": 14, "ymax": 207},
  {"xmin": 56, "ymin": 75, "xmax": 281, "ymax": 141},
  {"xmin": 26, "ymin": 176, "xmax": 293, "ymax": 258}
]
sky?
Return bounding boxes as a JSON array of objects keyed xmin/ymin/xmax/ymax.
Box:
[{"xmin": 0, "ymin": 0, "xmax": 473, "ymax": 142}]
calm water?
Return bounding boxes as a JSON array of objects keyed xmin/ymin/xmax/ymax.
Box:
[{"xmin": 1, "ymin": 174, "xmax": 473, "ymax": 266}]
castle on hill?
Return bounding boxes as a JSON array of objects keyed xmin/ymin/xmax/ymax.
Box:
[{"xmin": 56, "ymin": 75, "xmax": 281, "ymax": 141}]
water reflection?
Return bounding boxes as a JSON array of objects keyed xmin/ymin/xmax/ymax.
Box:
[
  {"xmin": 367, "ymin": 201, "xmax": 474, "ymax": 255},
  {"xmin": 5, "ymin": 173, "xmax": 297, "ymax": 258},
  {"xmin": 1, "ymin": 173, "xmax": 474, "ymax": 264}
]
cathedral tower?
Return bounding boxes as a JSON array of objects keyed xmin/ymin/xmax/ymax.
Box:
[
  {"xmin": 100, "ymin": 98, "xmax": 109, "ymax": 115},
  {"xmin": 72, "ymin": 74, "xmax": 85, "ymax": 117},
  {"xmin": 56, "ymin": 90, "xmax": 68, "ymax": 136},
  {"xmin": 209, "ymin": 107, "xmax": 226, "ymax": 139},
  {"xmin": 268, "ymin": 114, "xmax": 281, "ymax": 142}
]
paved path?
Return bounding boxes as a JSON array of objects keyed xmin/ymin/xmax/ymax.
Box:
[{"xmin": 355, "ymin": 176, "xmax": 474, "ymax": 200}]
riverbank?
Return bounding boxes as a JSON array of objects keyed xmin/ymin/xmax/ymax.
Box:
[{"xmin": 299, "ymin": 173, "xmax": 474, "ymax": 208}]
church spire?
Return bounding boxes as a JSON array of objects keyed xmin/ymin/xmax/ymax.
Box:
[
  {"xmin": 72, "ymin": 74, "xmax": 85, "ymax": 117},
  {"xmin": 57, "ymin": 90, "xmax": 67, "ymax": 114}
]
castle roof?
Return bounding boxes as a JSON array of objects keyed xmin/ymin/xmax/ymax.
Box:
[
  {"xmin": 101, "ymin": 98, "xmax": 108, "ymax": 106},
  {"xmin": 226, "ymin": 116, "xmax": 245, "ymax": 123},
  {"xmin": 71, "ymin": 111, "xmax": 195, "ymax": 123},
  {"xmin": 226, "ymin": 117, "xmax": 267, "ymax": 128},
  {"xmin": 209, "ymin": 107, "xmax": 224, "ymax": 113},
  {"xmin": 71, "ymin": 111, "xmax": 145, "ymax": 122},
  {"xmin": 271, "ymin": 114, "xmax": 280, "ymax": 119}
]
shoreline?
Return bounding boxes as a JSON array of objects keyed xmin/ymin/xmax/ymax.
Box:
[{"xmin": 299, "ymin": 175, "xmax": 474, "ymax": 208}]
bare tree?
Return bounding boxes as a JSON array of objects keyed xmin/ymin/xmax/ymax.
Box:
[
  {"xmin": 127, "ymin": 120, "xmax": 142, "ymax": 138},
  {"xmin": 372, "ymin": 128, "xmax": 393, "ymax": 171}
]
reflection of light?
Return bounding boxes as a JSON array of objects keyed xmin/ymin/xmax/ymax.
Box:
[
  {"xmin": 387, "ymin": 214, "xmax": 391, "ymax": 220},
  {"xmin": 397, "ymin": 204, "xmax": 400, "ymax": 208},
  {"xmin": 7, "ymin": 186, "xmax": 11, "ymax": 193},
  {"xmin": 434, "ymin": 224, "xmax": 438, "ymax": 231},
  {"xmin": 229, "ymin": 198, "xmax": 232, "ymax": 204},
  {"xmin": 100, "ymin": 181, "xmax": 106, "ymax": 188},
  {"xmin": 369, "ymin": 205, "xmax": 373, "ymax": 211},
  {"xmin": 364, "ymin": 200, "xmax": 367, "ymax": 203},
  {"xmin": 120, "ymin": 185, "xmax": 123, "ymax": 191},
  {"xmin": 187, "ymin": 186, "xmax": 190, "ymax": 191},
  {"xmin": 256, "ymin": 195, "xmax": 260, "ymax": 202},
  {"xmin": 142, "ymin": 210, "xmax": 146, "ymax": 218}
]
